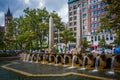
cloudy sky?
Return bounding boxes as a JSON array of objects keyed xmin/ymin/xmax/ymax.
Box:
[{"xmin": 0, "ymin": 0, "xmax": 68, "ymax": 26}]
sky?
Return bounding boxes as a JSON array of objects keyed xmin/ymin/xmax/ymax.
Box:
[{"xmin": 0, "ymin": 0, "xmax": 68, "ymax": 26}]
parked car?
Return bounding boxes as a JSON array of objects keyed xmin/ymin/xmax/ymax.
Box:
[
  {"xmin": 104, "ymin": 49, "xmax": 112, "ymax": 54},
  {"xmin": 91, "ymin": 48, "xmax": 103, "ymax": 54}
]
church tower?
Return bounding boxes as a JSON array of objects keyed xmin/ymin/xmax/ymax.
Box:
[{"xmin": 5, "ymin": 7, "xmax": 12, "ymax": 32}]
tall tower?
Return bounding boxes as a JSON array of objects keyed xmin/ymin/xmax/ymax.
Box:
[
  {"xmin": 68, "ymin": 0, "xmax": 89, "ymax": 48},
  {"xmin": 5, "ymin": 7, "xmax": 12, "ymax": 32}
]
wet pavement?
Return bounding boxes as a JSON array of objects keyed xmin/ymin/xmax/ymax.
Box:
[{"xmin": 0, "ymin": 60, "xmax": 119, "ymax": 80}]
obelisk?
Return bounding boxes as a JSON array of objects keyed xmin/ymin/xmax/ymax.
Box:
[
  {"xmin": 76, "ymin": 7, "xmax": 82, "ymax": 47},
  {"xmin": 49, "ymin": 16, "xmax": 54, "ymax": 53}
]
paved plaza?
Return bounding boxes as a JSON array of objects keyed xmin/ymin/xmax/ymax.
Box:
[{"xmin": 0, "ymin": 60, "xmax": 120, "ymax": 80}]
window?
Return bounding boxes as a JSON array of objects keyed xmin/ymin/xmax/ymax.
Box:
[
  {"xmin": 69, "ymin": 23, "xmax": 72, "ymax": 26},
  {"xmin": 91, "ymin": 17, "xmax": 94, "ymax": 21},
  {"xmin": 94, "ymin": 11, "xmax": 97, "ymax": 15},
  {"xmin": 102, "ymin": 2, "xmax": 105, "ymax": 7},
  {"xmin": 93, "ymin": 5, "xmax": 97, "ymax": 9},
  {"xmin": 95, "ymin": 36, "xmax": 97, "ymax": 41},
  {"xmin": 98, "ymin": 16, "xmax": 100, "ymax": 21},
  {"xmin": 69, "ymin": 7, "xmax": 72, "ymax": 11},
  {"xmin": 74, "ymin": 33, "xmax": 76, "ymax": 36},
  {"xmin": 98, "ymin": 3, "xmax": 100, "ymax": 8},
  {"xmin": 110, "ymin": 34, "xmax": 113, "ymax": 40},
  {"xmin": 95, "ymin": 17, "xmax": 97, "ymax": 21},
  {"xmin": 83, "ymin": 14, "xmax": 86, "ymax": 18},
  {"xmin": 94, "ymin": 0, "xmax": 97, "ymax": 3},
  {"xmin": 91, "ymin": 12, "xmax": 94, "ymax": 16},
  {"xmin": 74, "ymin": 27, "xmax": 76, "ymax": 31},
  {"xmin": 83, "ymin": 8, "xmax": 86, "ymax": 12},
  {"xmin": 74, "ymin": 16, "xmax": 77, "ymax": 20},
  {"xmin": 102, "ymin": 9, "xmax": 105, "ymax": 13},
  {"xmin": 73, "ymin": 11, "xmax": 77, "ymax": 15},
  {"xmin": 69, "ymin": 12, "xmax": 72, "ymax": 16},
  {"xmin": 97, "ymin": 10, "xmax": 100, "ymax": 14},
  {"xmin": 73, "ymin": 5, "xmax": 77, "ymax": 9},
  {"xmin": 98, "ymin": 36, "xmax": 100, "ymax": 41},
  {"xmin": 78, "ymin": 4, "xmax": 81, "ymax": 8},
  {"xmin": 69, "ymin": 17, "xmax": 72, "ymax": 21},
  {"xmin": 106, "ymin": 34, "xmax": 109, "ymax": 40},
  {"xmin": 74, "ymin": 22, "xmax": 77, "ymax": 25},
  {"xmin": 97, "ymin": 22, "xmax": 101, "ymax": 26}
]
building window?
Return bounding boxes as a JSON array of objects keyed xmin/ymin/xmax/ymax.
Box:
[
  {"xmin": 69, "ymin": 7, "xmax": 72, "ymax": 11},
  {"xmin": 78, "ymin": 4, "xmax": 81, "ymax": 8},
  {"xmin": 69, "ymin": 12, "xmax": 72, "ymax": 16},
  {"xmin": 106, "ymin": 34, "xmax": 109, "ymax": 40},
  {"xmin": 97, "ymin": 22, "xmax": 101, "ymax": 26},
  {"xmin": 95, "ymin": 36, "xmax": 97, "ymax": 41},
  {"xmin": 95, "ymin": 17, "xmax": 97, "ymax": 21},
  {"xmin": 94, "ymin": 11, "xmax": 97, "ymax": 15},
  {"xmin": 73, "ymin": 11, "xmax": 77, "ymax": 15},
  {"xmin": 83, "ymin": 8, "xmax": 86, "ymax": 13},
  {"xmin": 83, "ymin": 20, "xmax": 86, "ymax": 24},
  {"xmin": 94, "ymin": 0, "xmax": 97, "ymax": 3},
  {"xmin": 93, "ymin": 5, "xmax": 97, "ymax": 9},
  {"xmin": 102, "ymin": 9, "xmax": 105, "ymax": 13},
  {"xmin": 74, "ymin": 27, "xmax": 76, "ymax": 31},
  {"xmin": 98, "ymin": 3, "xmax": 100, "ymax": 8},
  {"xmin": 98, "ymin": 36, "xmax": 100, "ymax": 41},
  {"xmin": 83, "ymin": 14, "xmax": 86, "ymax": 18},
  {"xmin": 74, "ymin": 22, "xmax": 77, "ymax": 25},
  {"xmin": 91, "ymin": 12, "xmax": 94, "ymax": 16},
  {"xmin": 110, "ymin": 34, "xmax": 113, "ymax": 40},
  {"xmin": 74, "ymin": 33, "xmax": 76, "ymax": 36},
  {"xmin": 73, "ymin": 5, "xmax": 77, "ymax": 9},
  {"xmin": 69, "ymin": 17, "xmax": 72, "ymax": 21},
  {"xmin": 102, "ymin": 2, "xmax": 105, "ymax": 7},
  {"xmin": 74, "ymin": 16, "xmax": 77, "ymax": 20},
  {"xmin": 98, "ymin": 16, "xmax": 100, "ymax": 21},
  {"xmin": 97, "ymin": 10, "xmax": 100, "ymax": 14},
  {"xmin": 69, "ymin": 23, "xmax": 72, "ymax": 26}
]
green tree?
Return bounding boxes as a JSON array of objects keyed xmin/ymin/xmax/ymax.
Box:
[
  {"xmin": 60, "ymin": 28, "xmax": 75, "ymax": 53},
  {"xmin": 99, "ymin": 0, "xmax": 120, "ymax": 46},
  {"xmin": 81, "ymin": 38, "xmax": 89, "ymax": 53},
  {"xmin": 98, "ymin": 38, "xmax": 106, "ymax": 48}
]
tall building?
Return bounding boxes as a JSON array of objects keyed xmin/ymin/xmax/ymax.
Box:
[
  {"xmin": 88, "ymin": 0, "xmax": 115, "ymax": 50},
  {"xmin": 68, "ymin": 0, "xmax": 90, "ymax": 48},
  {"xmin": 4, "ymin": 8, "xmax": 13, "ymax": 32},
  {"xmin": 68, "ymin": 0, "xmax": 115, "ymax": 50}
]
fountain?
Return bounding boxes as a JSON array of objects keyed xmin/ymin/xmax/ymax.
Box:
[
  {"xmin": 91, "ymin": 55, "xmax": 99, "ymax": 72},
  {"xmin": 42, "ymin": 54, "xmax": 45, "ymax": 64},
  {"xmin": 54, "ymin": 55, "xmax": 59, "ymax": 66},
  {"xmin": 23, "ymin": 53, "xmax": 27, "ymax": 62},
  {"xmin": 78, "ymin": 55, "xmax": 86, "ymax": 70},
  {"xmin": 25, "ymin": 54, "xmax": 30, "ymax": 62},
  {"xmin": 35, "ymin": 54, "xmax": 39, "ymax": 63},
  {"xmin": 48, "ymin": 54, "xmax": 52, "ymax": 65},
  {"xmin": 63, "ymin": 55, "xmax": 68, "ymax": 67},
  {"xmin": 67, "ymin": 55, "xmax": 76, "ymax": 69},
  {"xmin": 107, "ymin": 55, "xmax": 115, "ymax": 75},
  {"xmin": 29, "ymin": 54, "xmax": 35, "ymax": 63}
]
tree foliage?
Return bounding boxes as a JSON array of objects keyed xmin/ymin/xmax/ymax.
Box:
[
  {"xmin": 3, "ymin": 7, "xmax": 64, "ymax": 51},
  {"xmin": 60, "ymin": 28, "xmax": 75, "ymax": 53},
  {"xmin": 99, "ymin": 0, "xmax": 120, "ymax": 46}
]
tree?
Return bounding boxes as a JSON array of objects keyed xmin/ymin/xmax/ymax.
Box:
[
  {"xmin": 98, "ymin": 38, "xmax": 106, "ymax": 48},
  {"xmin": 99, "ymin": 0, "xmax": 120, "ymax": 46},
  {"xmin": 60, "ymin": 28, "xmax": 75, "ymax": 53},
  {"xmin": 81, "ymin": 38, "xmax": 89, "ymax": 53}
]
